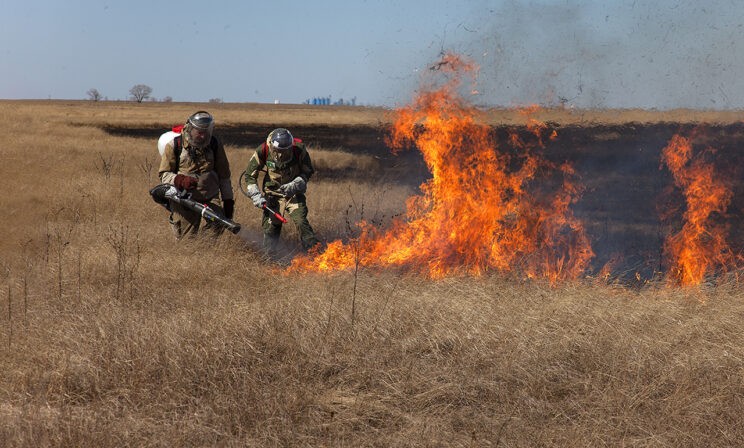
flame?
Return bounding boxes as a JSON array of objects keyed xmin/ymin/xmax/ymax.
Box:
[
  {"xmin": 597, "ymin": 253, "xmax": 624, "ymax": 282},
  {"xmin": 660, "ymin": 133, "xmax": 739, "ymax": 285},
  {"xmin": 290, "ymin": 53, "xmax": 593, "ymax": 282}
]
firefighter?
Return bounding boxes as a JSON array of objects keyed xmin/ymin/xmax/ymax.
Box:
[
  {"xmin": 242, "ymin": 128, "xmax": 320, "ymax": 254},
  {"xmin": 158, "ymin": 111, "xmax": 235, "ymax": 239}
]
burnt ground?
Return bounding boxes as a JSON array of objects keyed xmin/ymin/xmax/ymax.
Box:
[{"xmin": 106, "ymin": 122, "xmax": 744, "ymax": 280}]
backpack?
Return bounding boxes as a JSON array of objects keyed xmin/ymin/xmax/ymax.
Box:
[{"xmin": 157, "ymin": 125, "xmax": 183, "ymax": 156}]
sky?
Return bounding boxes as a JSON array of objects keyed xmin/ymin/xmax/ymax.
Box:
[{"xmin": 2, "ymin": 0, "xmax": 744, "ymax": 109}]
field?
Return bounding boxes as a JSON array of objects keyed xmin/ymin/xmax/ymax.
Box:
[{"xmin": 1, "ymin": 100, "xmax": 743, "ymax": 446}]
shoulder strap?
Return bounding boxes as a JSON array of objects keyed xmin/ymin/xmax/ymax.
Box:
[
  {"xmin": 173, "ymin": 135, "xmax": 182, "ymax": 170},
  {"xmin": 209, "ymin": 137, "xmax": 219, "ymax": 163},
  {"xmin": 292, "ymin": 138, "xmax": 303, "ymax": 161}
]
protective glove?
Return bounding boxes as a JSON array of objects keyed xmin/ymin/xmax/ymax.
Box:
[
  {"xmin": 279, "ymin": 176, "xmax": 307, "ymax": 197},
  {"xmin": 174, "ymin": 174, "xmax": 198, "ymax": 190},
  {"xmin": 246, "ymin": 184, "xmax": 267, "ymax": 208},
  {"xmin": 223, "ymin": 199, "xmax": 235, "ymax": 220},
  {"xmin": 254, "ymin": 196, "xmax": 267, "ymax": 208}
]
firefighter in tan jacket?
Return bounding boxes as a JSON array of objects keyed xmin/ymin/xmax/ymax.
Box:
[
  {"xmin": 242, "ymin": 128, "xmax": 320, "ymax": 253},
  {"xmin": 158, "ymin": 111, "xmax": 234, "ymax": 239}
]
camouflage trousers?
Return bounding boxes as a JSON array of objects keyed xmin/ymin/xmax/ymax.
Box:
[
  {"xmin": 169, "ymin": 198, "xmax": 226, "ymax": 240},
  {"xmin": 262, "ymin": 193, "xmax": 319, "ymax": 252}
]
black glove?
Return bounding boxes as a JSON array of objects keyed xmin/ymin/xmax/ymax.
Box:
[
  {"xmin": 223, "ymin": 199, "xmax": 235, "ymax": 220},
  {"xmin": 174, "ymin": 174, "xmax": 198, "ymax": 190}
]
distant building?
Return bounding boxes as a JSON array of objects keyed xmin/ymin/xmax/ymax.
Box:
[{"xmin": 305, "ymin": 95, "xmax": 358, "ymax": 106}]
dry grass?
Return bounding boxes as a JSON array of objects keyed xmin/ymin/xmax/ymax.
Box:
[
  {"xmin": 1, "ymin": 100, "xmax": 743, "ymax": 447},
  {"xmin": 311, "ymin": 147, "xmax": 383, "ymax": 174}
]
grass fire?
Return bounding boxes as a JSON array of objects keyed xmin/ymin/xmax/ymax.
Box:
[
  {"xmin": 660, "ymin": 132, "xmax": 742, "ymax": 285},
  {"xmin": 290, "ymin": 55, "xmax": 594, "ymax": 282},
  {"xmin": 0, "ymin": 73, "xmax": 743, "ymax": 445}
]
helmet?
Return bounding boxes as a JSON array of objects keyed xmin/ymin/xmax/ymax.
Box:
[
  {"xmin": 188, "ymin": 110, "xmax": 214, "ymax": 130},
  {"xmin": 185, "ymin": 111, "xmax": 214, "ymax": 148},
  {"xmin": 267, "ymin": 128, "xmax": 294, "ymax": 151}
]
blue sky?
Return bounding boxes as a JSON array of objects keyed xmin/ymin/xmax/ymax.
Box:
[{"xmin": 2, "ymin": 0, "xmax": 744, "ymax": 109}]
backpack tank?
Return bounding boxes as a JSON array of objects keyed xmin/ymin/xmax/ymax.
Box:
[{"xmin": 157, "ymin": 130, "xmax": 180, "ymax": 156}]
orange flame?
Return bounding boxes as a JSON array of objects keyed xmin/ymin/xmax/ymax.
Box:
[
  {"xmin": 661, "ymin": 133, "xmax": 739, "ymax": 285},
  {"xmin": 290, "ymin": 53, "xmax": 593, "ymax": 282}
]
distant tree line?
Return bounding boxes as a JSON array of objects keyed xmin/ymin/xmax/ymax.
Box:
[
  {"xmin": 86, "ymin": 85, "xmax": 360, "ymax": 105},
  {"xmin": 86, "ymin": 84, "xmax": 173, "ymax": 102}
]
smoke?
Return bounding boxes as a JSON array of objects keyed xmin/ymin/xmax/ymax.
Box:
[
  {"xmin": 441, "ymin": 0, "xmax": 744, "ymax": 110},
  {"xmin": 238, "ymin": 227, "xmax": 308, "ymax": 265}
]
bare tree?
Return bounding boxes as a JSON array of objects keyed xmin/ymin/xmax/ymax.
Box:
[
  {"xmin": 161, "ymin": 96, "xmax": 173, "ymax": 103},
  {"xmin": 129, "ymin": 84, "xmax": 153, "ymax": 103},
  {"xmin": 86, "ymin": 88, "xmax": 102, "ymax": 101}
]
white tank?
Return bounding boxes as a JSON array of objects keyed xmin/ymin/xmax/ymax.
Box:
[{"xmin": 157, "ymin": 131, "xmax": 180, "ymax": 156}]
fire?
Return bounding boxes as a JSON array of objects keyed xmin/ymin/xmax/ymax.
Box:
[
  {"xmin": 290, "ymin": 53, "xmax": 593, "ymax": 282},
  {"xmin": 660, "ymin": 133, "xmax": 739, "ymax": 285}
]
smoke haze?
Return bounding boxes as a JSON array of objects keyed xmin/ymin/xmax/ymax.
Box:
[{"xmin": 433, "ymin": 0, "xmax": 744, "ymax": 109}]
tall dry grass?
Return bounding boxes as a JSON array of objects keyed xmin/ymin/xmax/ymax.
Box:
[{"xmin": 0, "ymin": 100, "xmax": 743, "ymax": 447}]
